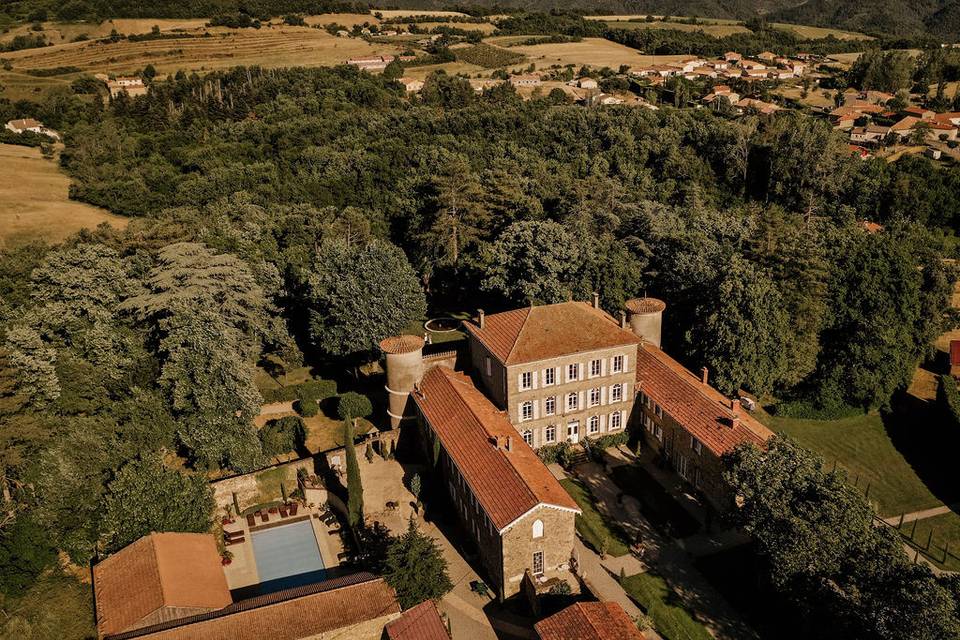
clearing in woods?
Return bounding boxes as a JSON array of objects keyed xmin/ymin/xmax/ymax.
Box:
[
  {"xmin": 0, "ymin": 144, "xmax": 128, "ymax": 247},
  {"xmin": 496, "ymin": 37, "xmax": 690, "ymax": 70}
]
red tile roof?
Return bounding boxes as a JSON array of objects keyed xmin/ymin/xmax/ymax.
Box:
[
  {"xmin": 464, "ymin": 302, "xmax": 640, "ymax": 365},
  {"xmin": 385, "ymin": 600, "xmax": 449, "ymax": 640},
  {"xmin": 380, "ymin": 334, "xmax": 424, "ymax": 354},
  {"xmin": 636, "ymin": 343, "xmax": 773, "ymax": 457},
  {"xmin": 535, "ymin": 602, "xmax": 645, "ymax": 640},
  {"xmin": 951, "ymin": 340, "xmax": 960, "ymax": 367},
  {"xmin": 625, "ymin": 297, "xmax": 666, "ymax": 314},
  {"xmin": 414, "ymin": 367, "xmax": 579, "ymax": 530},
  {"xmin": 105, "ymin": 572, "xmax": 400, "ymax": 640},
  {"xmin": 94, "ymin": 533, "xmax": 232, "ymax": 638}
]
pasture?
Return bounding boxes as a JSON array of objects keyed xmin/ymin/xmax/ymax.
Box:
[
  {"xmin": 0, "ymin": 144, "xmax": 128, "ymax": 247},
  {"xmin": 601, "ymin": 19, "xmax": 750, "ymax": 36},
  {"xmin": 0, "ymin": 18, "xmax": 209, "ymax": 46},
  {"xmin": 501, "ymin": 37, "xmax": 690, "ymax": 71}
]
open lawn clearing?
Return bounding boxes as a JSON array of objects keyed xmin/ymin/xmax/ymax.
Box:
[
  {"xmin": 896, "ymin": 510, "xmax": 960, "ymax": 572},
  {"xmin": 771, "ymin": 22, "xmax": 872, "ymax": 40},
  {"xmin": 302, "ymin": 412, "xmax": 373, "ymax": 453},
  {"xmin": 304, "ymin": 13, "xmax": 380, "ymax": 27},
  {"xmin": 507, "ymin": 38, "xmax": 689, "ymax": 71},
  {"xmin": 763, "ymin": 411, "xmax": 956, "ymax": 516},
  {"xmin": 559, "ymin": 477, "xmax": 631, "ymax": 557},
  {"xmin": 621, "ymin": 572, "xmax": 713, "ymax": 640},
  {"xmin": 774, "ymin": 85, "xmax": 835, "ymax": 109},
  {"xmin": 0, "ymin": 570, "xmax": 95, "ymax": 640},
  {"xmin": 602, "ymin": 20, "xmax": 750, "ymax": 36},
  {"xmin": 397, "ymin": 61, "xmax": 485, "ymax": 79},
  {"xmin": 0, "ymin": 144, "xmax": 128, "ymax": 247},
  {"xmin": 2, "ymin": 25, "xmax": 401, "ymax": 79}
]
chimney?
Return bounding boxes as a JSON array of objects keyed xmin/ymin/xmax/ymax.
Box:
[
  {"xmin": 731, "ymin": 415, "xmax": 740, "ymax": 430},
  {"xmin": 701, "ymin": 367, "xmax": 709, "ymax": 385},
  {"xmin": 731, "ymin": 399, "xmax": 740, "ymax": 416},
  {"xmin": 592, "ymin": 292, "xmax": 600, "ymax": 309},
  {"xmin": 619, "ymin": 310, "xmax": 628, "ymax": 329},
  {"xmin": 478, "ymin": 309, "xmax": 485, "ymax": 329},
  {"xmin": 506, "ymin": 436, "xmax": 513, "ymax": 452}
]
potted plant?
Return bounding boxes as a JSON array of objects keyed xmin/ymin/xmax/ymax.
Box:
[{"xmin": 221, "ymin": 550, "xmax": 234, "ymax": 566}]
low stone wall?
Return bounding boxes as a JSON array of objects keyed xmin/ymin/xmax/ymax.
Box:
[{"xmin": 211, "ymin": 457, "xmax": 314, "ymax": 512}]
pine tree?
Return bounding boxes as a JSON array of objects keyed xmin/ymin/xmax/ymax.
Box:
[{"xmin": 385, "ymin": 516, "xmax": 453, "ymax": 609}]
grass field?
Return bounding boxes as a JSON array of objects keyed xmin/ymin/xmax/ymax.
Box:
[
  {"xmin": 763, "ymin": 411, "xmax": 954, "ymax": 516},
  {"xmin": 0, "ymin": 18, "xmax": 209, "ymax": 46},
  {"xmin": 560, "ymin": 477, "xmax": 631, "ymax": 557},
  {"xmin": 770, "ymin": 22, "xmax": 872, "ymax": 40},
  {"xmin": 602, "ymin": 20, "xmax": 750, "ymax": 36},
  {"xmin": 0, "ymin": 144, "xmax": 128, "ymax": 248},
  {"xmin": 621, "ymin": 572, "xmax": 713, "ymax": 640},
  {"xmin": 498, "ymin": 37, "xmax": 689, "ymax": 71},
  {"xmin": 898, "ymin": 511, "xmax": 960, "ymax": 571},
  {"xmin": 404, "ymin": 21, "xmax": 495, "ymax": 34}
]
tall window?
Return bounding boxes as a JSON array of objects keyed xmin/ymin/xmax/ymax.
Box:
[
  {"xmin": 567, "ymin": 363, "xmax": 579, "ymax": 382},
  {"xmin": 544, "ymin": 368, "xmax": 555, "ymax": 386},
  {"xmin": 523, "ymin": 430, "xmax": 533, "ymax": 446},
  {"xmin": 590, "ymin": 359, "xmax": 602, "ymax": 377},
  {"xmin": 545, "ymin": 424, "xmax": 557, "ymax": 443},
  {"xmin": 485, "ymin": 357, "xmax": 492, "ymax": 376},
  {"xmin": 611, "ymin": 384, "xmax": 623, "ymax": 403},
  {"xmin": 544, "ymin": 396, "xmax": 556, "ymax": 416},
  {"xmin": 612, "ymin": 354, "xmax": 624, "ymax": 373},
  {"xmin": 532, "ymin": 519, "xmax": 544, "ymax": 539},
  {"xmin": 533, "ymin": 550, "xmax": 544, "ymax": 576},
  {"xmin": 521, "ymin": 401, "xmax": 534, "ymax": 421},
  {"xmin": 655, "ymin": 403, "xmax": 663, "ymax": 418},
  {"xmin": 567, "ymin": 392, "xmax": 579, "ymax": 411},
  {"xmin": 589, "ymin": 387, "xmax": 601, "ymax": 407},
  {"xmin": 588, "ymin": 415, "xmax": 600, "ymax": 434},
  {"xmin": 691, "ymin": 436, "xmax": 702, "ymax": 455},
  {"xmin": 610, "ymin": 411, "xmax": 622, "ymax": 430},
  {"xmin": 520, "ymin": 371, "xmax": 533, "ymax": 390}
]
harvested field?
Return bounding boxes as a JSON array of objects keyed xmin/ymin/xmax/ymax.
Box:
[
  {"xmin": 0, "ymin": 144, "xmax": 128, "ymax": 247},
  {"xmin": 771, "ymin": 22, "xmax": 872, "ymax": 40},
  {"xmin": 2, "ymin": 25, "xmax": 401, "ymax": 80},
  {"xmin": 0, "ymin": 18, "xmax": 209, "ymax": 46},
  {"xmin": 502, "ymin": 37, "xmax": 689, "ymax": 71}
]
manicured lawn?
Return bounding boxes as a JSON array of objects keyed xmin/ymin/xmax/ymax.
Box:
[
  {"xmin": 621, "ymin": 572, "xmax": 712, "ymax": 640},
  {"xmin": 895, "ymin": 511, "xmax": 960, "ymax": 572},
  {"xmin": 762, "ymin": 411, "xmax": 952, "ymax": 516},
  {"xmin": 559, "ymin": 478, "xmax": 631, "ymax": 557},
  {"xmin": 609, "ymin": 464, "xmax": 701, "ymax": 538},
  {"xmin": 0, "ymin": 570, "xmax": 95, "ymax": 640}
]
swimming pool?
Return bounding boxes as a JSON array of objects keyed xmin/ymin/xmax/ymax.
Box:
[{"xmin": 250, "ymin": 518, "xmax": 326, "ymax": 589}]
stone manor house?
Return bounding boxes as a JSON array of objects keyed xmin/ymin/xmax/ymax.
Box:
[{"xmin": 380, "ymin": 295, "xmax": 773, "ymax": 601}]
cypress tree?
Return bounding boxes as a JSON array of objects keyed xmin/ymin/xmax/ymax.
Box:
[{"xmin": 345, "ymin": 418, "xmax": 364, "ymax": 528}]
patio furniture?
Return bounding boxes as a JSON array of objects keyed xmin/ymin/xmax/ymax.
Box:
[
  {"xmin": 246, "ymin": 514, "xmax": 255, "ymax": 527},
  {"xmin": 224, "ymin": 536, "xmax": 245, "ymax": 546},
  {"xmin": 260, "ymin": 511, "xmax": 269, "ymax": 523},
  {"xmin": 279, "ymin": 506, "xmax": 288, "ymax": 517},
  {"xmin": 289, "ymin": 503, "xmax": 298, "ymax": 516}
]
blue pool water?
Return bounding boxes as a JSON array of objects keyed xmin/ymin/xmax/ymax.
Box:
[{"xmin": 250, "ymin": 519, "xmax": 326, "ymax": 591}]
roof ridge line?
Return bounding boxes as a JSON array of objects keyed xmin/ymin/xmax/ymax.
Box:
[
  {"xmin": 643, "ymin": 345, "xmax": 734, "ymax": 418},
  {"xmin": 503, "ymin": 306, "xmax": 533, "ymax": 364}
]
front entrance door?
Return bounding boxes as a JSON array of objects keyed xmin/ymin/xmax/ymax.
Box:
[{"xmin": 567, "ymin": 420, "xmax": 579, "ymax": 444}]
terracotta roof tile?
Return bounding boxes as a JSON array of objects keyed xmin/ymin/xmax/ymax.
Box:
[
  {"xmin": 414, "ymin": 367, "xmax": 579, "ymax": 530},
  {"xmin": 385, "ymin": 600, "xmax": 449, "ymax": 640},
  {"xmin": 625, "ymin": 298, "xmax": 666, "ymax": 314},
  {"xmin": 535, "ymin": 602, "xmax": 645, "ymax": 640},
  {"xmin": 94, "ymin": 533, "xmax": 232, "ymax": 637},
  {"xmin": 106, "ymin": 572, "xmax": 400, "ymax": 640},
  {"xmin": 636, "ymin": 343, "xmax": 773, "ymax": 457},
  {"xmin": 464, "ymin": 302, "xmax": 639, "ymax": 365},
  {"xmin": 380, "ymin": 334, "xmax": 424, "ymax": 354}
]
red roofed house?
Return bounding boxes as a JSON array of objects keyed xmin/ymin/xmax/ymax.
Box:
[
  {"xmin": 535, "ymin": 601, "xmax": 646, "ymax": 640},
  {"xmin": 384, "ymin": 599, "xmax": 450, "ymax": 640},
  {"xmin": 93, "ymin": 532, "xmax": 403, "ymax": 640}
]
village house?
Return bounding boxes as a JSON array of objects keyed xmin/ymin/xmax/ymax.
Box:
[
  {"xmin": 535, "ymin": 601, "xmax": 646, "ymax": 640},
  {"xmin": 850, "ymin": 124, "xmax": 891, "ymax": 145},
  {"xmin": 4, "ymin": 118, "xmax": 60, "ymax": 140},
  {"xmin": 510, "ymin": 74, "xmax": 542, "ymax": 87},
  {"xmin": 92, "ymin": 532, "xmax": 404, "ymax": 640},
  {"xmin": 903, "ymin": 106, "xmax": 935, "ymax": 120},
  {"xmin": 703, "ymin": 85, "xmax": 740, "ymax": 107},
  {"xmin": 107, "ymin": 76, "xmax": 147, "ymax": 98},
  {"xmin": 741, "ymin": 68, "xmax": 770, "ymax": 80},
  {"xmin": 398, "ymin": 77, "xmax": 424, "ymax": 92},
  {"xmin": 347, "ymin": 55, "xmax": 397, "ymax": 71},
  {"xmin": 740, "ymin": 60, "xmax": 767, "ymax": 71},
  {"xmin": 757, "ymin": 51, "xmax": 777, "ymax": 62},
  {"xmin": 575, "ymin": 77, "xmax": 598, "ymax": 90},
  {"xmin": 736, "ymin": 98, "xmax": 779, "ymax": 115},
  {"xmin": 864, "ymin": 90, "xmax": 895, "ymax": 105},
  {"xmin": 724, "ymin": 51, "xmax": 743, "ymax": 64}
]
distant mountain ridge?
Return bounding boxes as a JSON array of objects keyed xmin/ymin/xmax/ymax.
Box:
[{"xmin": 395, "ymin": 0, "xmax": 960, "ymax": 39}]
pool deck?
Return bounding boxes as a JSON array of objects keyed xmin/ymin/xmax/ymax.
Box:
[{"xmin": 221, "ymin": 505, "xmax": 343, "ymax": 591}]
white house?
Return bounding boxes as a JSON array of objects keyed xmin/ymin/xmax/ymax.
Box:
[{"xmin": 5, "ymin": 118, "xmax": 60, "ymax": 141}]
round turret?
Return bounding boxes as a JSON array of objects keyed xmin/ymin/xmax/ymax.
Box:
[
  {"xmin": 379, "ymin": 335, "xmax": 425, "ymax": 429},
  {"xmin": 625, "ymin": 297, "xmax": 666, "ymax": 347}
]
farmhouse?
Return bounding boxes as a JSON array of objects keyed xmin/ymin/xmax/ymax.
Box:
[
  {"xmin": 4, "ymin": 118, "xmax": 60, "ymax": 140},
  {"xmin": 398, "ymin": 77, "xmax": 424, "ymax": 92},
  {"xmin": 850, "ymin": 124, "xmax": 891, "ymax": 145},
  {"xmin": 92, "ymin": 532, "xmax": 402, "ymax": 640},
  {"xmin": 510, "ymin": 74, "xmax": 542, "ymax": 87},
  {"xmin": 107, "ymin": 77, "xmax": 147, "ymax": 98},
  {"xmin": 347, "ymin": 55, "xmax": 397, "ymax": 71},
  {"xmin": 736, "ymin": 98, "xmax": 779, "ymax": 115}
]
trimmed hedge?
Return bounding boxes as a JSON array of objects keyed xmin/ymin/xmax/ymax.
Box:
[
  {"xmin": 261, "ymin": 379, "xmax": 336, "ymax": 404},
  {"xmin": 537, "ymin": 441, "xmax": 575, "ymax": 466},
  {"xmin": 337, "ymin": 392, "xmax": 373, "ymax": 421},
  {"xmin": 296, "ymin": 398, "xmax": 319, "ymax": 417},
  {"xmin": 259, "ymin": 416, "xmax": 305, "ymax": 457}
]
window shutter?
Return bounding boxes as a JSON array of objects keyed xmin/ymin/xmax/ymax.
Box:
[
  {"xmin": 533, "ymin": 400, "xmax": 540, "ymax": 419},
  {"xmin": 518, "ymin": 372, "xmax": 523, "ymax": 391},
  {"xmin": 579, "ymin": 390, "xmax": 586, "ymax": 409},
  {"xmin": 601, "ymin": 357, "xmax": 606, "ymax": 376},
  {"xmin": 600, "ymin": 413, "xmax": 606, "ymax": 430},
  {"xmin": 623, "ymin": 354, "xmax": 629, "ymax": 372}
]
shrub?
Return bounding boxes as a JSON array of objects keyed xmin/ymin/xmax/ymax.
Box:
[
  {"xmin": 297, "ymin": 379, "xmax": 337, "ymax": 402},
  {"xmin": 260, "ymin": 416, "xmax": 305, "ymax": 456},
  {"xmin": 537, "ymin": 441, "xmax": 574, "ymax": 466},
  {"xmin": 296, "ymin": 398, "xmax": 319, "ymax": 417},
  {"xmin": 770, "ymin": 397, "xmax": 862, "ymax": 421},
  {"xmin": 338, "ymin": 392, "xmax": 373, "ymax": 420}
]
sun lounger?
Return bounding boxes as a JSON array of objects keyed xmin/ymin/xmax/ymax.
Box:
[
  {"xmin": 246, "ymin": 514, "xmax": 255, "ymax": 526},
  {"xmin": 224, "ymin": 536, "xmax": 245, "ymax": 546},
  {"xmin": 260, "ymin": 511, "xmax": 269, "ymax": 523}
]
